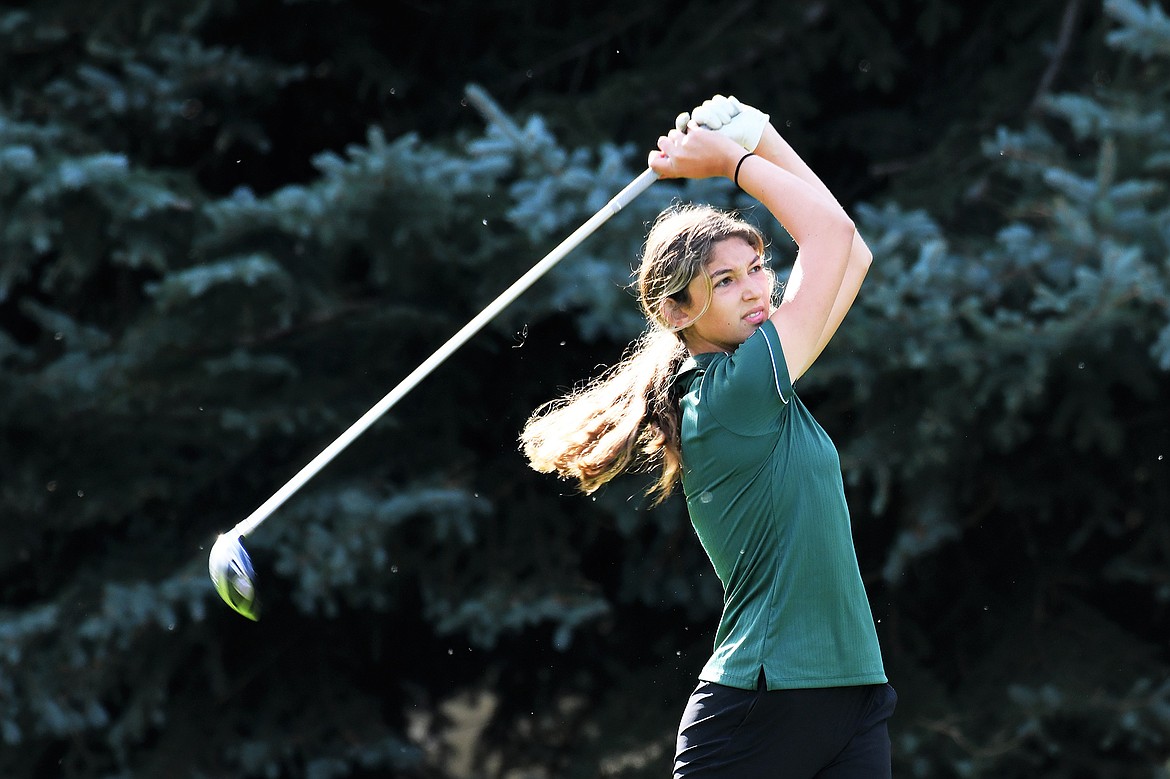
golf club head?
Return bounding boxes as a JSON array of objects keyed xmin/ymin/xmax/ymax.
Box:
[{"xmin": 209, "ymin": 534, "xmax": 260, "ymax": 621}]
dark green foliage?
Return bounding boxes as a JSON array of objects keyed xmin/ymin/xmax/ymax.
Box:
[{"xmin": 1, "ymin": 0, "xmax": 1168, "ymax": 777}]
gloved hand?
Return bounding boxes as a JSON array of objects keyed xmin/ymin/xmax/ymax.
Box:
[{"xmin": 674, "ymin": 95, "xmax": 770, "ymax": 152}]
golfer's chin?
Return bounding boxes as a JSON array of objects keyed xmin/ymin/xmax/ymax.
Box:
[{"xmin": 741, "ymin": 317, "xmax": 767, "ymax": 338}]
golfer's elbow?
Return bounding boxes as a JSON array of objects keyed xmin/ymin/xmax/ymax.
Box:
[
  {"xmin": 799, "ymin": 209, "xmax": 855, "ymax": 263},
  {"xmin": 850, "ymin": 228, "xmax": 873, "ymax": 273},
  {"xmin": 827, "ymin": 206, "xmax": 854, "ymax": 233},
  {"xmin": 823, "ymin": 212, "xmax": 857, "ymax": 258}
]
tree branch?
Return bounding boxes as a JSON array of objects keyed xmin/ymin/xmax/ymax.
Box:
[{"xmin": 1031, "ymin": 0, "xmax": 1086, "ymax": 112}]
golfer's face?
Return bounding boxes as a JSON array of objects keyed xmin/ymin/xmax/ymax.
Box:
[{"xmin": 680, "ymin": 238, "xmax": 773, "ymax": 354}]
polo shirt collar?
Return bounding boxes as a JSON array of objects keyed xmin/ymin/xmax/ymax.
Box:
[{"xmin": 673, "ymin": 351, "xmax": 720, "ymax": 392}]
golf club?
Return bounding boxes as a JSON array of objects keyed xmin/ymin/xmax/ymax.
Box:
[{"xmin": 210, "ymin": 164, "xmax": 659, "ymax": 619}]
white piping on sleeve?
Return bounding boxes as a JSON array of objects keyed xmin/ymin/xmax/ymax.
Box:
[{"xmin": 760, "ymin": 332, "xmax": 790, "ymax": 405}]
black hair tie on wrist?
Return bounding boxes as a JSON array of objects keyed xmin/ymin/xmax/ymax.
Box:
[{"xmin": 733, "ymin": 152, "xmax": 756, "ymax": 189}]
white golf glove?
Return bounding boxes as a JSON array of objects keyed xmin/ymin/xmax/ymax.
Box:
[{"xmin": 675, "ymin": 95, "xmax": 769, "ymax": 152}]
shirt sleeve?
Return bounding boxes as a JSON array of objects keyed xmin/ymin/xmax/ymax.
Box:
[{"xmin": 696, "ymin": 320, "xmax": 794, "ymax": 436}]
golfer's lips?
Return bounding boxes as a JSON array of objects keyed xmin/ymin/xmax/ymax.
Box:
[{"xmin": 743, "ymin": 306, "xmax": 768, "ymax": 325}]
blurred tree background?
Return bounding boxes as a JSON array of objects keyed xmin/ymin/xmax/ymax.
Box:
[{"xmin": 1, "ymin": 0, "xmax": 1168, "ymax": 776}]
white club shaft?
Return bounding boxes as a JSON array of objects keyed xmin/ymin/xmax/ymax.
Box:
[{"xmin": 230, "ymin": 167, "xmax": 659, "ymax": 538}]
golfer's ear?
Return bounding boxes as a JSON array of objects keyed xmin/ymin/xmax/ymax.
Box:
[{"xmin": 662, "ymin": 298, "xmax": 690, "ymax": 330}]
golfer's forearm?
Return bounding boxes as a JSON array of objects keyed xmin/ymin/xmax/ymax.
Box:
[
  {"xmin": 736, "ymin": 155, "xmax": 854, "ymax": 250},
  {"xmin": 754, "ymin": 122, "xmax": 872, "ymax": 282},
  {"xmin": 753, "ymin": 124, "xmax": 841, "ymax": 208}
]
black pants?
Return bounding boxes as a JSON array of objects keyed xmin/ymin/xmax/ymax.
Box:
[{"xmin": 674, "ymin": 676, "xmax": 897, "ymax": 778}]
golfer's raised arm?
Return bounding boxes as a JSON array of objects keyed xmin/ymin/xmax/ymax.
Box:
[
  {"xmin": 733, "ymin": 148, "xmax": 856, "ymax": 382},
  {"xmin": 752, "ymin": 122, "xmax": 873, "ymax": 366}
]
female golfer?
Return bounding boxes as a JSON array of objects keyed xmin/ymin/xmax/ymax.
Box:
[{"xmin": 521, "ymin": 96, "xmax": 895, "ymax": 777}]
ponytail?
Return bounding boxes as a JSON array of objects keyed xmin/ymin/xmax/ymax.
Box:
[{"xmin": 520, "ymin": 328, "xmax": 688, "ymax": 504}]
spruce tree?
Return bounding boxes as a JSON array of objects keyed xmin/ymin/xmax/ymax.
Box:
[
  {"xmin": 2, "ymin": 1, "xmax": 1167, "ymax": 777},
  {"xmin": 802, "ymin": 0, "xmax": 1170, "ymax": 774}
]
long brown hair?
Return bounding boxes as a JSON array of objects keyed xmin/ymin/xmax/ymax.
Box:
[{"xmin": 520, "ymin": 203, "xmax": 766, "ymax": 503}]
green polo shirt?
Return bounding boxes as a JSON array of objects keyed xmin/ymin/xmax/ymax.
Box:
[{"xmin": 676, "ymin": 319, "xmax": 886, "ymax": 691}]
